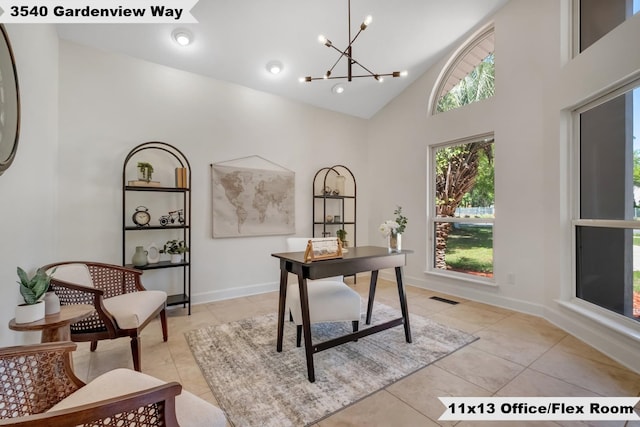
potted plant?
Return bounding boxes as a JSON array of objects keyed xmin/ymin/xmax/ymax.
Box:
[
  {"xmin": 137, "ymin": 162, "xmax": 154, "ymax": 182},
  {"xmin": 336, "ymin": 229, "xmax": 349, "ymax": 248},
  {"xmin": 160, "ymin": 239, "xmax": 189, "ymax": 263},
  {"xmin": 15, "ymin": 267, "xmax": 55, "ymax": 324}
]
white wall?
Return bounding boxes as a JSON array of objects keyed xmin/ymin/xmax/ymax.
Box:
[
  {"xmin": 0, "ymin": 25, "xmax": 59, "ymax": 346},
  {"xmin": 367, "ymin": 0, "xmax": 640, "ymax": 373},
  {"xmin": 57, "ymin": 41, "xmax": 369, "ymax": 304},
  {"xmin": 367, "ymin": 0, "xmax": 554, "ymax": 313}
]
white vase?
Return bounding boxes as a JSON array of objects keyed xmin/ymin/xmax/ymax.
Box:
[
  {"xmin": 15, "ymin": 301, "xmax": 45, "ymax": 324},
  {"xmin": 170, "ymin": 253, "xmax": 182, "ymax": 264},
  {"xmin": 44, "ymin": 291, "xmax": 60, "ymax": 315}
]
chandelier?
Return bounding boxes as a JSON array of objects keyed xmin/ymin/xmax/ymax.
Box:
[{"xmin": 300, "ymin": 0, "xmax": 407, "ymax": 83}]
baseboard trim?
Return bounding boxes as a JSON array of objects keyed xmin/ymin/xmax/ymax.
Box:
[
  {"xmin": 191, "ymin": 281, "xmax": 279, "ymax": 305},
  {"xmin": 378, "ymin": 269, "xmax": 546, "ymax": 317},
  {"xmin": 545, "ymin": 302, "xmax": 640, "ymax": 374}
]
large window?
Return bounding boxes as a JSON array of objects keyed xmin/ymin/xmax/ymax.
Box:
[
  {"xmin": 432, "ymin": 27, "xmax": 495, "ymax": 114},
  {"xmin": 574, "ymin": 83, "xmax": 640, "ymax": 321},
  {"xmin": 579, "ymin": 0, "xmax": 640, "ymax": 52},
  {"xmin": 429, "ymin": 135, "xmax": 495, "ymax": 280}
]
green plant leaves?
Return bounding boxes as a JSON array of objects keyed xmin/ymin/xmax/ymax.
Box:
[
  {"xmin": 160, "ymin": 239, "xmax": 189, "ymax": 254},
  {"xmin": 16, "ymin": 267, "xmax": 53, "ymax": 305}
]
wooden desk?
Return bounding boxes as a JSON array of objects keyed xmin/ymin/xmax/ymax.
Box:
[
  {"xmin": 9, "ymin": 304, "xmax": 95, "ymax": 343},
  {"xmin": 272, "ymin": 246, "xmax": 412, "ymax": 382}
]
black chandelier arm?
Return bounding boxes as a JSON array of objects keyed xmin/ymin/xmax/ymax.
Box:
[
  {"xmin": 326, "ymin": 45, "xmax": 348, "ymax": 76},
  {"xmin": 324, "ymin": 26, "xmax": 366, "ymax": 73},
  {"xmin": 325, "ymin": 43, "xmax": 377, "ymax": 78},
  {"xmin": 348, "ymin": 57, "xmax": 378, "ymax": 78},
  {"xmin": 305, "ymin": 72, "xmax": 399, "ymax": 81},
  {"xmin": 349, "ymin": 27, "xmax": 366, "ymax": 47}
]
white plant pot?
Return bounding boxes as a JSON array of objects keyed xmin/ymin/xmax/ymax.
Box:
[
  {"xmin": 44, "ymin": 291, "xmax": 61, "ymax": 315},
  {"xmin": 15, "ymin": 301, "xmax": 45, "ymax": 324},
  {"xmin": 170, "ymin": 254, "xmax": 182, "ymax": 264}
]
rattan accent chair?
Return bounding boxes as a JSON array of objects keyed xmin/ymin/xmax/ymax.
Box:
[
  {"xmin": 41, "ymin": 261, "xmax": 168, "ymax": 372},
  {"xmin": 0, "ymin": 342, "xmax": 226, "ymax": 426}
]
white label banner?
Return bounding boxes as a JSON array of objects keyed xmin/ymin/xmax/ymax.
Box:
[
  {"xmin": 0, "ymin": 0, "xmax": 198, "ymax": 23},
  {"xmin": 439, "ymin": 397, "xmax": 640, "ymax": 421}
]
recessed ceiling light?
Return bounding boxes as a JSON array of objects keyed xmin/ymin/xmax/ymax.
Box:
[
  {"xmin": 266, "ymin": 60, "xmax": 284, "ymax": 75},
  {"xmin": 172, "ymin": 29, "xmax": 193, "ymax": 46},
  {"xmin": 332, "ymin": 84, "xmax": 345, "ymax": 94}
]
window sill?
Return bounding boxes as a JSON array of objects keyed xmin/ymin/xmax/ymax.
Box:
[
  {"xmin": 424, "ymin": 269, "xmax": 497, "ymax": 287},
  {"xmin": 556, "ymin": 299, "xmax": 640, "ymax": 341}
]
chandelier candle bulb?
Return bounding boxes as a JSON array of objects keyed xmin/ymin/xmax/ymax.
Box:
[{"xmin": 361, "ymin": 15, "xmax": 372, "ymax": 30}]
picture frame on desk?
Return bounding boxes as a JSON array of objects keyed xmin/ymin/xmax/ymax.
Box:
[{"xmin": 304, "ymin": 238, "xmax": 343, "ymax": 262}]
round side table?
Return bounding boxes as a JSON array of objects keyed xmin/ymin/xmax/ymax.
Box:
[{"xmin": 9, "ymin": 304, "xmax": 95, "ymax": 342}]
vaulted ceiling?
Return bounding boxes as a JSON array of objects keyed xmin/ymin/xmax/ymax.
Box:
[{"xmin": 57, "ymin": 0, "xmax": 509, "ymax": 118}]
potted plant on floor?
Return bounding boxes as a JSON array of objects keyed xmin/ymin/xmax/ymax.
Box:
[
  {"xmin": 15, "ymin": 267, "xmax": 55, "ymax": 323},
  {"xmin": 160, "ymin": 239, "xmax": 189, "ymax": 263}
]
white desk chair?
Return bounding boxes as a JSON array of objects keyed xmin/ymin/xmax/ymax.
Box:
[{"xmin": 285, "ymin": 237, "xmax": 361, "ymax": 346}]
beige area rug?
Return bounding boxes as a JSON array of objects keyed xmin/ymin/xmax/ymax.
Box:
[{"xmin": 185, "ymin": 302, "xmax": 477, "ymax": 427}]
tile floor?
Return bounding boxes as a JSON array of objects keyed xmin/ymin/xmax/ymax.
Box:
[{"xmin": 72, "ymin": 276, "xmax": 640, "ymax": 427}]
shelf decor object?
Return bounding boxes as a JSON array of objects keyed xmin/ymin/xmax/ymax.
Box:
[
  {"xmin": 304, "ymin": 238, "xmax": 343, "ymax": 262},
  {"xmin": 131, "ymin": 246, "xmax": 148, "ymax": 267},
  {"xmin": 137, "ymin": 162, "xmax": 154, "ymax": 182},
  {"xmin": 300, "ymin": 0, "xmax": 407, "ymax": 84},
  {"xmin": 147, "ymin": 243, "xmax": 160, "ymax": 264},
  {"xmin": 122, "ymin": 141, "xmax": 191, "ymax": 314},
  {"xmin": 175, "ymin": 167, "xmax": 187, "ymax": 188}
]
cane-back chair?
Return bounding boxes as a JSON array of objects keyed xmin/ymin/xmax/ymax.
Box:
[
  {"xmin": 41, "ymin": 261, "xmax": 167, "ymax": 372},
  {"xmin": 0, "ymin": 342, "xmax": 226, "ymax": 426}
]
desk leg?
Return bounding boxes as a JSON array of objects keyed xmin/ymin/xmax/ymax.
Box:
[
  {"xmin": 366, "ymin": 270, "xmax": 379, "ymax": 325},
  {"xmin": 276, "ymin": 267, "xmax": 288, "ymax": 352},
  {"xmin": 395, "ymin": 266, "xmax": 412, "ymax": 343},
  {"xmin": 298, "ymin": 275, "xmax": 315, "ymax": 383}
]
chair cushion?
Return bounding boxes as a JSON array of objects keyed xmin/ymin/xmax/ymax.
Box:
[
  {"xmin": 49, "ymin": 368, "xmax": 226, "ymax": 427},
  {"xmin": 287, "ymin": 281, "xmax": 361, "ymax": 325},
  {"xmin": 102, "ymin": 290, "xmax": 166, "ymax": 330},
  {"xmin": 48, "ymin": 263, "xmax": 94, "ymax": 287}
]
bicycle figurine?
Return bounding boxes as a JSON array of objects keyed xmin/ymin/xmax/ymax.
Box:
[{"xmin": 159, "ymin": 209, "xmax": 185, "ymax": 226}]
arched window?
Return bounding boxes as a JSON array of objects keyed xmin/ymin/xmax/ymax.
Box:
[{"xmin": 431, "ymin": 26, "xmax": 495, "ymax": 114}]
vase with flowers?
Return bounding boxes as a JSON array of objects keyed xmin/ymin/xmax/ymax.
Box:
[{"xmin": 379, "ymin": 206, "xmax": 408, "ymax": 252}]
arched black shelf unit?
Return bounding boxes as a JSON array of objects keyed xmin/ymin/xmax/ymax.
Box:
[
  {"xmin": 122, "ymin": 141, "xmax": 191, "ymax": 315},
  {"xmin": 312, "ymin": 164, "xmax": 357, "ymax": 248}
]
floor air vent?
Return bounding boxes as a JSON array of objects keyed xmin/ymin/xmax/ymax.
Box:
[{"xmin": 429, "ymin": 296, "xmax": 459, "ymax": 305}]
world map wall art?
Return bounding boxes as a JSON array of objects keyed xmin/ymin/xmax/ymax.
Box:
[{"xmin": 211, "ymin": 162, "xmax": 295, "ymax": 238}]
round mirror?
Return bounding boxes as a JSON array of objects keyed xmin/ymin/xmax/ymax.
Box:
[{"xmin": 0, "ymin": 25, "xmax": 20, "ymax": 176}]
